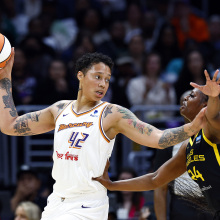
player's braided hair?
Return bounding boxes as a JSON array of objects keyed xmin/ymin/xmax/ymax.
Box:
[
  {"xmin": 75, "ymin": 52, "xmax": 114, "ymax": 75},
  {"xmin": 169, "ymin": 180, "xmax": 215, "ymax": 215}
]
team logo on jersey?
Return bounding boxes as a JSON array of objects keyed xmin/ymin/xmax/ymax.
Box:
[
  {"xmin": 196, "ymin": 135, "xmax": 201, "ymax": 144},
  {"xmin": 58, "ymin": 122, "xmax": 93, "ymax": 132},
  {"xmin": 90, "ymin": 110, "xmax": 98, "ymax": 117}
]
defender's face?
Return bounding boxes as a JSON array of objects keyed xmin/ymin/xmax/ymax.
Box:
[
  {"xmin": 180, "ymin": 88, "xmax": 206, "ymax": 121},
  {"xmin": 79, "ymin": 62, "xmax": 111, "ymax": 101}
]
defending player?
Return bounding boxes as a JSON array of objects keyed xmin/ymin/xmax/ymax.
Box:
[{"xmin": 94, "ymin": 70, "xmax": 220, "ymax": 218}]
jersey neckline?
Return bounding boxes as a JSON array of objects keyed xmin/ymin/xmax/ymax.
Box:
[{"xmin": 71, "ymin": 101, "xmax": 107, "ymax": 117}]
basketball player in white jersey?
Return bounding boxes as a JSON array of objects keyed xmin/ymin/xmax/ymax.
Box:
[{"xmin": 0, "ymin": 48, "xmax": 206, "ymax": 220}]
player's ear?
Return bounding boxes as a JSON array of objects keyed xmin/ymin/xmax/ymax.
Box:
[{"xmin": 77, "ymin": 71, "xmax": 84, "ymax": 81}]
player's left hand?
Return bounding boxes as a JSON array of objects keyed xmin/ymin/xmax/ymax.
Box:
[
  {"xmin": 190, "ymin": 106, "xmax": 207, "ymax": 131},
  {"xmin": 190, "ymin": 69, "xmax": 220, "ymax": 97}
]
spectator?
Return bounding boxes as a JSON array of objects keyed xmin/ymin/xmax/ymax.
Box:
[
  {"xmin": 14, "ymin": 201, "xmax": 41, "ymax": 220},
  {"xmin": 27, "ymin": 17, "xmax": 45, "ymax": 39},
  {"xmin": 96, "ymin": 0, "xmax": 127, "ymax": 21},
  {"xmin": 208, "ymin": 15, "xmax": 220, "ymax": 70},
  {"xmin": 97, "ymin": 20, "xmax": 127, "ymax": 62},
  {"xmin": 124, "ymin": 3, "xmax": 143, "ymax": 35},
  {"xmin": 170, "ymin": 0, "xmax": 210, "ymax": 50},
  {"xmin": 34, "ymin": 59, "xmax": 74, "ymax": 105},
  {"xmin": 111, "ymin": 55, "xmax": 136, "ymax": 108},
  {"xmin": 2, "ymin": 0, "xmax": 29, "ymax": 43},
  {"xmin": 0, "ymin": 7, "xmax": 17, "ymax": 46},
  {"xmin": 115, "ymin": 167, "xmax": 145, "ymax": 219},
  {"xmin": 19, "ymin": 34, "xmax": 53, "ymax": 79},
  {"xmin": 78, "ymin": 8, "xmax": 109, "ymax": 47},
  {"xmin": 62, "ymin": 32, "xmax": 96, "ymax": 64},
  {"xmin": 12, "ymin": 47, "xmax": 37, "ymax": 105},
  {"xmin": 174, "ymin": 49, "xmax": 207, "ymax": 102},
  {"xmin": 127, "ymin": 33, "xmax": 146, "ymax": 75},
  {"xmin": 141, "ymin": 10, "xmax": 161, "ymax": 53},
  {"xmin": 10, "ymin": 165, "xmax": 47, "ymax": 212},
  {"xmin": 208, "ymin": 15, "xmax": 220, "ymax": 49},
  {"xmin": 152, "ymin": 23, "xmax": 182, "ymax": 69},
  {"xmin": 15, "ymin": 0, "xmax": 42, "ymax": 20},
  {"xmin": 127, "ymin": 52, "xmax": 176, "ymax": 119}
]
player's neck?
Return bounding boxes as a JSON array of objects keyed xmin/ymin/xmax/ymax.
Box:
[{"xmin": 74, "ymin": 98, "xmax": 101, "ymax": 113}]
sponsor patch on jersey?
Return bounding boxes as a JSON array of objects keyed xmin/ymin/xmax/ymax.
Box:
[
  {"xmin": 196, "ymin": 135, "xmax": 201, "ymax": 144},
  {"xmin": 58, "ymin": 122, "xmax": 93, "ymax": 132},
  {"xmin": 90, "ymin": 109, "xmax": 98, "ymax": 117},
  {"xmin": 56, "ymin": 151, "xmax": 78, "ymax": 161}
]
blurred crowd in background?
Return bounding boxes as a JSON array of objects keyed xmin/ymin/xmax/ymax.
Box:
[{"xmin": 0, "ymin": 0, "xmax": 220, "ymax": 219}]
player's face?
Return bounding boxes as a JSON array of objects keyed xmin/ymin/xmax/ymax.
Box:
[
  {"xmin": 79, "ymin": 62, "xmax": 111, "ymax": 101},
  {"xmin": 180, "ymin": 88, "xmax": 206, "ymax": 121}
]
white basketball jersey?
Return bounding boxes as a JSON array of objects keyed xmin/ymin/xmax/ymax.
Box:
[{"xmin": 52, "ymin": 101, "xmax": 115, "ymax": 197}]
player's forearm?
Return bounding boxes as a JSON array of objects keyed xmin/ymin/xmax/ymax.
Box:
[
  {"xmin": 108, "ymin": 174, "xmax": 157, "ymax": 191},
  {"xmin": 0, "ymin": 77, "xmax": 18, "ymax": 133},
  {"xmin": 158, "ymin": 123, "xmax": 198, "ymax": 149},
  {"xmin": 158, "ymin": 109, "xmax": 204, "ymax": 149},
  {"xmin": 206, "ymin": 96, "xmax": 220, "ymax": 119}
]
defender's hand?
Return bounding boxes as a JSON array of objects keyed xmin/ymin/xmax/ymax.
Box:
[
  {"xmin": 92, "ymin": 159, "xmax": 113, "ymax": 190},
  {"xmin": 190, "ymin": 69, "xmax": 220, "ymax": 97},
  {"xmin": 190, "ymin": 107, "xmax": 207, "ymax": 131}
]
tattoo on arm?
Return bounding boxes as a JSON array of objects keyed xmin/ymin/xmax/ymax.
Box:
[
  {"xmin": 56, "ymin": 103, "xmax": 65, "ymax": 113},
  {"xmin": 0, "ymin": 78, "xmax": 17, "ymax": 117},
  {"xmin": 158, "ymin": 127, "xmax": 189, "ymax": 148},
  {"xmin": 13, "ymin": 112, "xmax": 41, "ymax": 135},
  {"xmin": 116, "ymin": 106, "xmax": 153, "ymax": 135},
  {"xmin": 104, "ymin": 105, "xmax": 113, "ymax": 118}
]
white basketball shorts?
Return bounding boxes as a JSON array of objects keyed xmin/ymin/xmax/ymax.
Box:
[{"xmin": 41, "ymin": 190, "xmax": 109, "ymax": 220}]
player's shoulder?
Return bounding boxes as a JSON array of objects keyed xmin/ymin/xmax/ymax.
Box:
[
  {"xmin": 103, "ymin": 103, "xmax": 134, "ymax": 121},
  {"xmin": 179, "ymin": 140, "xmax": 189, "ymax": 154},
  {"xmin": 52, "ymin": 100, "xmax": 73, "ymax": 109},
  {"xmin": 105, "ymin": 103, "xmax": 129, "ymax": 111},
  {"xmin": 50, "ymin": 100, "xmax": 73, "ymax": 116}
]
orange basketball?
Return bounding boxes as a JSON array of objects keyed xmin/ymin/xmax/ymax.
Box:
[{"xmin": 0, "ymin": 33, "xmax": 12, "ymax": 69}]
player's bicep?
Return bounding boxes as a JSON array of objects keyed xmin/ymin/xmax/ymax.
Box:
[{"xmin": 114, "ymin": 105, "xmax": 160, "ymax": 147}]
